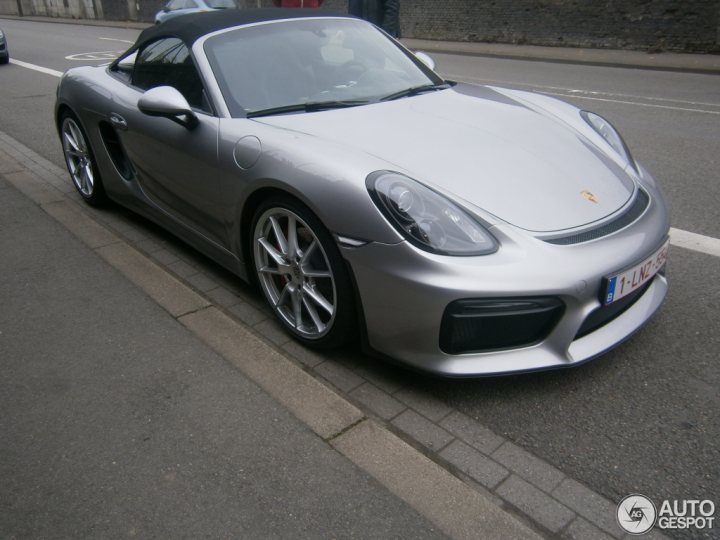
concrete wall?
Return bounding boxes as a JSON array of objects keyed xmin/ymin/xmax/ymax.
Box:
[
  {"xmin": 2, "ymin": 0, "xmax": 719, "ymax": 53},
  {"xmin": 0, "ymin": 0, "xmax": 19, "ymax": 16}
]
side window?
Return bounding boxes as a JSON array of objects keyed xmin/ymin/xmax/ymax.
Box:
[
  {"xmin": 132, "ymin": 38, "xmax": 209, "ymax": 112},
  {"xmin": 184, "ymin": 0, "xmax": 199, "ymax": 7}
]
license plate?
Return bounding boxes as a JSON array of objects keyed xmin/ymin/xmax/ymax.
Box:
[{"xmin": 604, "ymin": 238, "xmax": 669, "ymax": 305}]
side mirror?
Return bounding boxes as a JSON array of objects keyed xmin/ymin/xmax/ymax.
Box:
[
  {"xmin": 414, "ymin": 51, "xmax": 436, "ymax": 71},
  {"xmin": 138, "ymin": 86, "xmax": 198, "ymax": 129}
]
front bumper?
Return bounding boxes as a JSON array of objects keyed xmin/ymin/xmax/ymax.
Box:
[{"xmin": 341, "ymin": 185, "xmax": 669, "ymax": 376}]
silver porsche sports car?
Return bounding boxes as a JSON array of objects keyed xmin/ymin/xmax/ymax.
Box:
[{"xmin": 55, "ymin": 9, "xmax": 669, "ymax": 376}]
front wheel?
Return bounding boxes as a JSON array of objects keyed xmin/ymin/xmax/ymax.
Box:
[{"xmin": 251, "ymin": 196, "xmax": 356, "ymax": 349}]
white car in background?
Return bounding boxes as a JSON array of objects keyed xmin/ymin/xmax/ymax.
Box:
[{"xmin": 154, "ymin": 0, "xmax": 238, "ymax": 24}]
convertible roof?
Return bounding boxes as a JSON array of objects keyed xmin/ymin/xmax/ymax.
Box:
[{"xmin": 134, "ymin": 8, "xmax": 353, "ymax": 49}]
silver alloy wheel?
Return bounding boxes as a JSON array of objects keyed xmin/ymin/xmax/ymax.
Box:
[
  {"xmin": 253, "ymin": 207, "xmax": 337, "ymax": 339},
  {"xmin": 61, "ymin": 117, "xmax": 95, "ymax": 197}
]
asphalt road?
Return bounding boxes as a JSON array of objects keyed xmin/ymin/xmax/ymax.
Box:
[{"xmin": 1, "ymin": 17, "xmax": 718, "ymax": 538}]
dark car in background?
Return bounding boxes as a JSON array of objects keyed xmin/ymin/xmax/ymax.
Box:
[{"xmin": 0, "ymin": 28, "xmax": 9, "ymax": 64}]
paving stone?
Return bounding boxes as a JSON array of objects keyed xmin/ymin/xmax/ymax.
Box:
[
  {"xmin": 440, "ymin": 411, "xmax": 505, "ymax": 455},
  {"xmin": 185, "ymin": 272, "xmax": 219, "ymax": 293},
  {"xmin": 553, "ymin": 478, "xmax": 623, "ymax": 538},
  {"xmin": 121, "ymin": 227, "xmax": 149, "ymax": 243},
  {"xmin": 228, "ymin": 301, "xmax": 267, "ymax": 326},
  {"xmin": 205, "ymin": 286, "xmax": 241, "ymax": 308},
  {"xmin": 352, "ymin": 364, "xmax": 406, "ymax": 394},
  {"xmin": 626, "ymin": 528, "xmax": 672, "ymax": 540},
  {"xmin": 350, "ymin": 383, "xmax": 407, "ymax": 420},
  {"xmin": 333, "ymin": 353, "xmax": 363, "ymax": 371},
  {"xmin": 492, "ymin": 441, "xmax": 565, "ymax": 492},
  {"xmin": 496, "ymin": 475, "xmax": 575, "ymax": 533},
  {"xmin": 282, "ymin": 341, "xmax": 327, "ymax": 368},
  {"xmin": 202, "ymin": 267, "xmax": 244, "ymax": 294},
  {"xmin": 136, "ymin": 238, "xmax": 163, "ymax": 254},
  {"xmin": 150, "ymin": 248, "xmax": 180, "ymax": 266},
  {"xmin": 391, "ymin": 409, "xmax": 454, "ymax": 451},
  {"xmin": 315, "ymin": 361, "xmax": 365, "ymax": 393},
  {"xmin": 440, "ymin": 439, "xmax": 509, "ymax": 489},
  {"xmin": 393, "ymin": 387, "xmax": 453, "ymax": 422},
  {"xmin": 167, "ymin": 259, "xmax": 198, "ymax": 279},
  {"xmin": 253, "ymin": 318, "xmax": 291, "ymax": 346},
  {"xmin": 95, "ymin": 213, "xmax": 135, "ymax": 233},
  {"xmin": 562, "ymin": 517, "xmax": 614, "ymax": 540}
]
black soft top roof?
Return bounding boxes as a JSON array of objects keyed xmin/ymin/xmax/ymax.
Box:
[{"xmin": 134, "ymin": 8, "xmax": 352, "ymax": 50}]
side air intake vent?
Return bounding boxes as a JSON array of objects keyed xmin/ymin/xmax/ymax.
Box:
[{"xmin": 98, "ymin": 122, "xmax": 134, "ymax": 181}]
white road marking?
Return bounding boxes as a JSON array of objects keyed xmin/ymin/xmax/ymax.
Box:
[
  {"xmin": 563, "ymin": 88, "xmax": 720, "ymax": 108},
  {"xmin": 670, "ymin": 228, "xmax": 720, "ymax": 257},
  {"xmin": 9, "ymin": 58, "xmax": 62, "ymax": 78},
  {"xmin": 98, "ymin": 37, "xmax": 134, "ymax": 44},
  {"xmin": 543, "ymin": 92, "xmax": 720, "ymax": 115},
  {"xmin": 65, "ymin": 51, "xmax": 122, "ymax": 61},
  {"xmin": 6, "ymin": 59, "xmax": 720, "ymax": 258},
  {"xmin": 445, "ymin": 73, "xmax": 720, "ymax": 114}
]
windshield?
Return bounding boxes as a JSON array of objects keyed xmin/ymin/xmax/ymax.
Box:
[{"xmin": 203, "ymin": 18, "xmax": 442, "ymax": 117}]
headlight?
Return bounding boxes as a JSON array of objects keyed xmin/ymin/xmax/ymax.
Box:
[
  {"xmin": 0, "ymin": 30, "xmax": 4, "ymax": 39},
  {"xmin": 581, "ymin": 111, "xmax": 637, "ymax": 172},
  {"xmin": 367, "ymin": 172, "xmax": 498, "ymax": 256}
]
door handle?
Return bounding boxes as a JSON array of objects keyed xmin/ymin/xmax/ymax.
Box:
[{"xmin": 110, "ymin": 113, "xmax": 127, "ymax": 130}]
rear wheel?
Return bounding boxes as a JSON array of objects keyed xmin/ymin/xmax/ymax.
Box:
[
  {"xmin": 60, "ymin": 112, "xmax": 106, "ymax": 206},
  {"xmin": 251, "ymin": 196, "xmax": 356, "ymax": 349}
]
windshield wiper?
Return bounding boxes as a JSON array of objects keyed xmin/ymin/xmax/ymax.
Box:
[
  {"xmin": 380, "ymin": 83, "xmax": 451, "ymax": 102},
  {"xmin": 246, "ymin": 99, "xmax": 369, "ymax": 118}
]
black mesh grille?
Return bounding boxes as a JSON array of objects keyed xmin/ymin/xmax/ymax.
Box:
[
  {"xmin": 440, "ymin": 298, "xmax": 565, "ymax": 354},
  {"xmin": 545, "ymin": 189, "xmax": 650, "ymax": 245}
]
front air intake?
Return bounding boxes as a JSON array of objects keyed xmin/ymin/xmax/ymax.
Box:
[{"xmin": 440, "ymin": 297, "xmax": 565, "ymax": 355}]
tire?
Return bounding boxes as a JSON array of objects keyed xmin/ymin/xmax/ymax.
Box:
[
  {"xmin": 60, "ymin": 111, "xmax": 107, "ymax": 206},
  {"xmin": 250, "ymin": 195, "xmax": 356, "ymax": 349}
]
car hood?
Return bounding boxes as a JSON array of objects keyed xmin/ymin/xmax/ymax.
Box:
[{"xmin": 256, "ymin": 86, "xmax": 635, "ymax": 232}]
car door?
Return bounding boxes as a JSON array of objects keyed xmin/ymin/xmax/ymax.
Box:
[{"xmin": 113, "ymin": 37, "xmax": 227, "ymax": 248}]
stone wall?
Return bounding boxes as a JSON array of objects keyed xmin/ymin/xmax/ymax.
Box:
[
  {"xmin": 400, "ymin": 0, "xmax": 719, "ymax": 53},
  {"xmin": 1, "ymin": 0, "xmax": 718, "ymax": 53}
]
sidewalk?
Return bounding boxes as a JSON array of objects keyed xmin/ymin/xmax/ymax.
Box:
[
  {"xmin": 2, "ymin": 14, "xmax": 719, "ymax": 74},
  {"xmin": 0, "ymin": 143, "xmax": 540, "ymax": 537}
]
